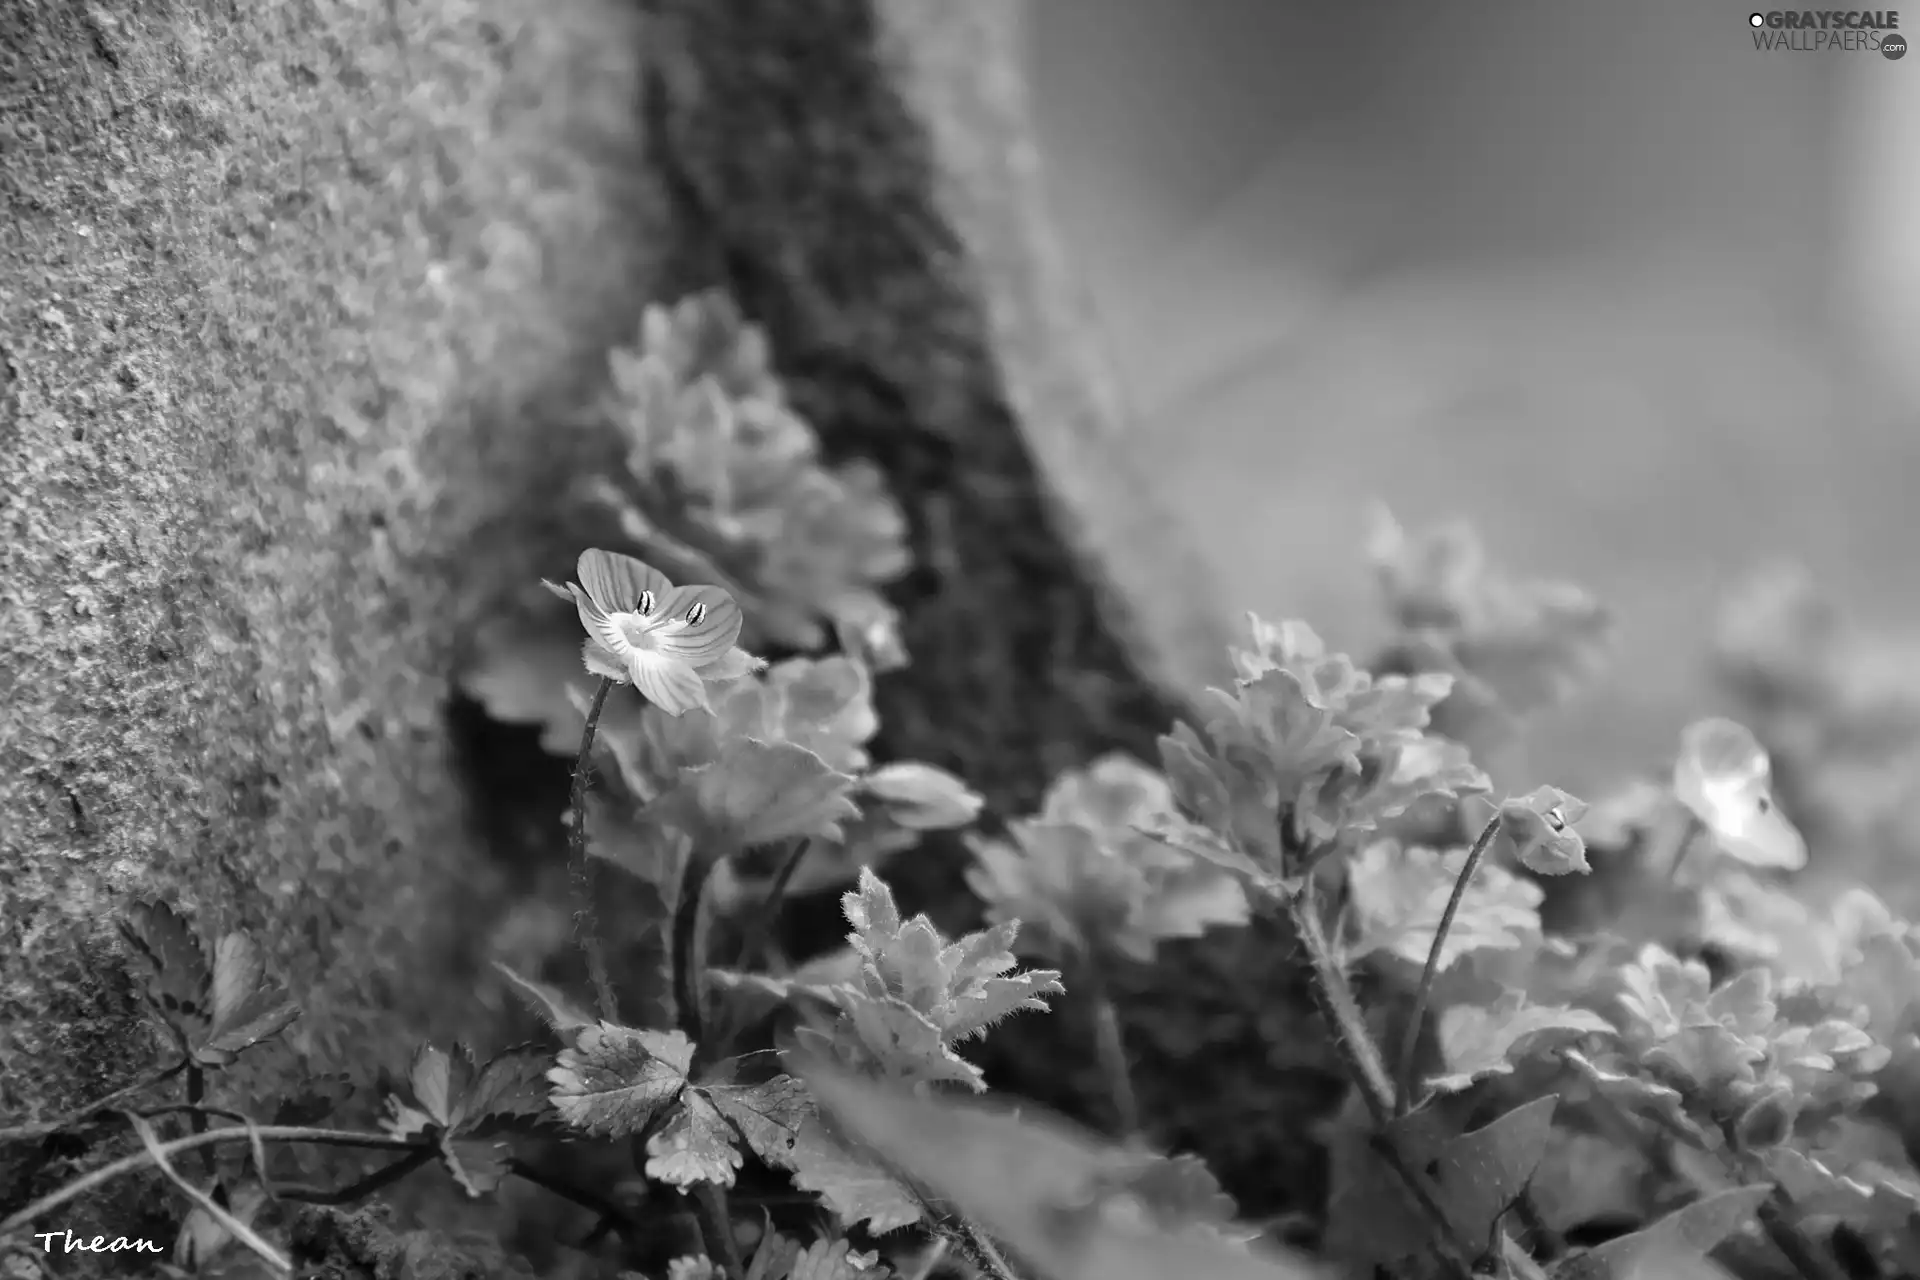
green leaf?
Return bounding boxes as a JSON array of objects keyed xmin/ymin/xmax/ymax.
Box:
[
  {"xmin": 783, "ymin": 1236, "xmax": 891, "ymax": 1280},
  {"xmin": 788, "ymin": 1116, "xmax": 925, "ymax": 1233},
  {"xmin": 1552, "ymin": 1186, "xmax": 1770, "ymax": 1280},
  {"xmin": 196, "ymin": 931, "xmax": 301, "ymax": 1066},
  {"xmin": 705, "ymin": 1074, "xmax": 812, "ymax": 1170},
  {"xmin": 1346, "ymin": 840, "xmax": 1543, "ymax": 973},
  {"xmin": 1429, "ymin": 993, "xmax": 1611, "ymax": 1095},
  {"xmin": 117, "ymin": 904, "xmax": 299, "ymax": 1066},
  {"xmin": 1561, "ymin": 1050, "xmax": 1710, "ymax": 1147},
  {"xmin": 381, "ymin": 1043, "xmax": 553, "ymax": 1196},
  {"xmin": 968, "ymin": 755, "xmax": 1247, "ymax": 965},
  {"xmin": 1764, "ymin": 1148, "xmax": 1920, "ymax": 1234},
  {"xmin": 1326, "ymin": 1095, "xmax": 1560, "ymax": 1268},
  {"xmin": 647, "ymin": 1088, "xmax": 744, "ymax": 1187},
  {"xmin": 649, "ymin": 738, "xmax": 860, "ymax": 847},
  {"xmin": 861, "ymin": 761, "xmax": 984, "ymax": 831},
  {"xmin": 546, "ymin": 1023, "xmax": 693, "ymax": 1138},
  {"xmin": 800, "ymin": 1062, "xmax": 1328, "ymax": 1279},
  {"xmin": 838, "ymin": 868, "xmax": 1061, "ymax": 1057}
]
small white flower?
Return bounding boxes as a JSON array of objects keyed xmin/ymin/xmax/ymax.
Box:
[
  {"xmin": 1673, "ymin": 717, "xmax": 1807, "ymax": 870},
  {"xmin": 544, "ymin": 549, "xmax": 760, "ymax": 716}
]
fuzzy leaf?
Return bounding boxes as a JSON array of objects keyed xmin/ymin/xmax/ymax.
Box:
[
  {"xmin": 1764, "ymin": 1148, "xmax": 1920, "ymax": 1233},
  {"xmin": 1552, "ymin": 1186, "xmax": 1770, "ymax": 1280},
  {"xmin": 547, "ymin": 1023, "xmax": 693, "ymax": 1137},
  {"xmin": 840, "ymin": 868, "xmax": 1061, "ymax": 1048},
  {"xmin": 802, "ymin": 1062, "xmax": 1327, "ymax": 1279},
  {"xmin": 1430, "ymin": 994, "xmax": 1612, "ymax": 1095}
]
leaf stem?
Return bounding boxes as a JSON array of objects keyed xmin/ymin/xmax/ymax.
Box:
[
  {"xmin": 1081, "ymin": 964, "xmax": 1139, "ymax": 1135},
  {"xmin": 692, "ymin": 1181, "xmax": 745, "ymax": 1280},
  {"xmin": 733, "ymin": 837, "xmax": 814, "ymax": 973},
  {"xmin": 0, "ymin": 1126, "xmax": 417, "ymax": 1239},
  {"xmin": 1394, "ymin": 815, "xmax": 1501, "ymax": 1116},
  {"xmin": 506, "ymin": 1156, "xmax": 635, "ymax": 1231},
  {"xmin": 1289, "ymin": 886, "xmax": 1482, "ymax": 1280},
  {"xmin": 273, "ymin": 1148, "xmax": 435, "ymax": 1205},
  {"xmin": 571, "ymin": 676, "xmax": 620, "ymax": 1023},
  {"xmin": 674, "ymin": 844, "xmax": 732, "ymax": 1059}
]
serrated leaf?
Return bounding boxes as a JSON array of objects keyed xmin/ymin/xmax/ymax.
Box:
[
  {"xmin": 197, "ymin": 931, "xmax": 301, "ymax": 1065},
  {"xmin": 1765, "ymin": 1148, "xmax": 1920, "ymax": 1233},
  {"xmin": 707, "ymin": 1074, "xmax": 812, "ymax": 1169},
  {"xmin": 547, "ymin": 1023, "xmax": 693, "ymax": 1137},
  {"xmin": 648, "ymin": 1088, "xmax": 745, "ymax": 1187},
  {"xmin": 1552, "ymin": 1186, "xmax": 1770, "ymax": 1280},
  {"xmin": 1429, "ymin": 994, "xmax": 1611, "ymax": 1095},
  {"xmin": 834, "ymin": 993, "xmax": 985, "ymax": 1090},
  {"xmin": 801, "ymin": 1062, "xmax": 1327, "ymax": 1279},
  {"xmin": 382, "ymin": 1042, "xmax": 552, "ymax": 1197},
  {"xmin": 789, "ymin": 1117, "xmax": 925, "ymax": 1233},
  {"xmin": 766, "ymin": 657, "xmax": 880, "ymax": 775},
  {"xmin": 494, "ymin": 962, "xmax": 596, "ymax": 1047},
  {"xmin": 117, "ymin": 900, "xmax": 211, "ymax": 1047},
  {"xmin": 1561, "ymin": 1050, "xmax": 1710, "ymax": 1147},
  {"xmin": 459, "ymin": 1044, "xmax": 554, "ymax": 1135},
  {"xmin": 832, "ymin": 868, "xmax": 1060, "ymax": 1075}
]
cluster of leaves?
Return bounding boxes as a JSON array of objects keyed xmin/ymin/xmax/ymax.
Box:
[{"xmin": 17, "ymin": 292, "xmax": 1920, "ymax": 1280}]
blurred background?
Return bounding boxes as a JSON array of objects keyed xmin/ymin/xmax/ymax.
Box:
[{"xmin": 1025, "ymin": 0, "xmax": 1920, "ymax": 794}]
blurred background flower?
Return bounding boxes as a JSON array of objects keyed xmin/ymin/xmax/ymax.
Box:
[{"xmin": 1026, "ymin": 0, "xmax": 1920, "ymax": 793}]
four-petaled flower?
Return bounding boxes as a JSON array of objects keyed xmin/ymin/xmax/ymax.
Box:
[
  {"xmin": 1497, "ymin": 785, "xmax": 1591, "ymax": 875},
  {"xmin": 546, "ymin": 549, "xmax": 760, "ymax": 716}
]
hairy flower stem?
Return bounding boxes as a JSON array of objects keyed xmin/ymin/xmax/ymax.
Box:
[
  {"xmin": 934, "ymin": 1216, "xmax": 1024, "ymax": 1280},
  {"xmin": 570, "ymin": 677, "xmax": 619, "ymax": 1023},
  {"xmin": 1291, "ymin": 886, "xmax": 1535, "ymax": 1280},
  {"xmin": 1081, "ymin": 965, "xmax": 1140, "ymax": 1135},
  {"xmin": 1394, "ymin": 815, "xmax": 1502, "ymax": 1116}
]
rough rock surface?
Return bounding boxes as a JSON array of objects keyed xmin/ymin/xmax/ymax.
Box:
[{"xmin": 1, "ymin": 0, "xmax": 1237, "ymax": 1267}]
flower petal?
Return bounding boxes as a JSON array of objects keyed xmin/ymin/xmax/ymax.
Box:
[
  {"xmin": 577, "ymin": 549, "xmax": 673, "ymax": 614},
  {"xmin": 628, "ymin": 650, "xmax": 711, "ymax": 717},
  {"xmin": 567, "ymin": 584, "xmax": 633, "ymax": 660},
  {"xmin": 649, "ymin": 586, "xmax": 744, "ymax": 666}
]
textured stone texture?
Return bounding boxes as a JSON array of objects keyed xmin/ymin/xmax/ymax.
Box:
[{"xmin": 1, "ymin": 0, "xmax": 1239, "ymax": 1265}]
